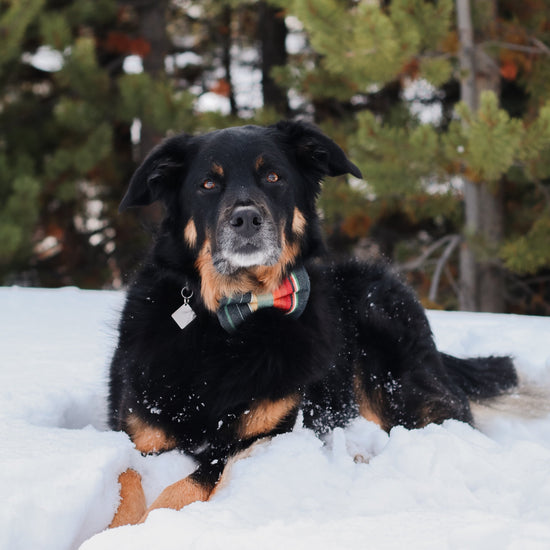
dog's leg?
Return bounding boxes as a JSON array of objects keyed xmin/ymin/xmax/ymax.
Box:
[
  {"xmin": 138, "ymin": 439, "xmax": 269, "ymax": 522},
  {"xmin": 124, "ymin": 414, "xmax": 178, "ymax": 455},
  {"xmin": 140, "ymin": 475, "xmax": 211, "ymax": 520},
  {"xmin": 354, "ymin": 347, "xmax": 473, "ymax": 430},
  {"xmin": 130, "ymin": 400, "xmax": 301, "ymax": 523},
  {"xmin": 138, "ymin": 455, "xmax": 225, "ymax": 523},
  {"xmin": 109, "ymin": 469, "xmax": 147, "ymax": 528}
]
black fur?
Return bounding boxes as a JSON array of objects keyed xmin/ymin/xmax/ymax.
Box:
[{"xmin": 109, "ymin": 120, "xmax": 518, "ymax": 495}]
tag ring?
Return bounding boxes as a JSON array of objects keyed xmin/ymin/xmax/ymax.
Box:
[{"xmin": 181, "ymin": 287, "xmax": 193, "ymax": 305}]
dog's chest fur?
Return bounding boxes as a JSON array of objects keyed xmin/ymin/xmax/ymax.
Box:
[{"xmin": 113, "ymin": 261, "xmax": 341, "ymax": 451}]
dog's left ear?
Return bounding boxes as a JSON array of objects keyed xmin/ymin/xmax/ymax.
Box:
[
  {"xmin": 274, "ymin": 120, "xmax": 362, "ymax": 179},
  {"xmin": 119, "ymin": 134, "xmax": 189, "ymax": 212}
]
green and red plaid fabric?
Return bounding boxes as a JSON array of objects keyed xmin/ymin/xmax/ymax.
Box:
[{"xmin": 217, "ymin": 265, "xmax": 311, "ymax": 332}]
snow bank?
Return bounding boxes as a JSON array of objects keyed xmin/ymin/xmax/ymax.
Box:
[{"xmin": 0, "ymin": 287, "xmax": 549, "ymax": 550}]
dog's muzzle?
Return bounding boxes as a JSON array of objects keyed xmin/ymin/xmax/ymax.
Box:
[
  {"xmin": 229, "ymin": 205, "xmax": 264, "ymax": 240},
  {"xmin": 213, "ymin": 204, "xmax": 281, "ymax": 274}
]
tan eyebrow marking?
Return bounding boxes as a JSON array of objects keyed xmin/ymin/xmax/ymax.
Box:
[
  {"xmin": 255, "ymin": 155, "xmax": 265, "ymax": 171},
  {"xmin": 212, "ymin": 162, "xmax": 224, "ymax": 176}
]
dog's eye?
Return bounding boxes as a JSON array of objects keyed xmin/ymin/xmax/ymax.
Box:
[
  {"xmin": 266, "ymin": 172, "xmax": 279, "ymax": 183},
  {"xmin": 202, "ymin": 179, "xmax": 216, "ymax": 190}
]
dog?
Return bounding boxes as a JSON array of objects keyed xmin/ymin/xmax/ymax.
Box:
[{"xmin": 107, "ymin": 120, "xmax": 518, "ymax": 526}]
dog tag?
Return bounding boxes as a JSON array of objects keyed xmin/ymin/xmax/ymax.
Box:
[{"xmin": 171, "ymin": 288, "xmax": 195, "ymax": 329}]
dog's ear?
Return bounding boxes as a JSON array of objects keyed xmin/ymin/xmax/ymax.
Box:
[
  {"xmin": 119, "ymin": 134, "xmax": 189, "ymax": 212},
  {"xmin": 274, "ymin": 120, "xmax": 362, "ymax": 179}
]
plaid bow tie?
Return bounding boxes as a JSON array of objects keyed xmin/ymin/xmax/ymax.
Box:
[{"xmin": 217, "ymin": 266, "xmax": 311, "ymax": 332}]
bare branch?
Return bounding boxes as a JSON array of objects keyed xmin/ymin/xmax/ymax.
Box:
[
  {"xmin": 481, "ymin": 41, "xmax": 547, "ymax": 55},
  {"xmin": 399, "ymin": 235, "xmax": 457, "ymax": 272},
  {"xmin": 480, "ymin": 37, "xmax": 550, "ymax": 56},
  {"xmin": 444, "ymin": 264, "xmax": 461, "ymax": 298},
  {"xmin": 429, "ymin": 235, "xmax": 461, "ymax": 303},
  {"xmin": 533, "ymin": 177, "xmax": 550, "ymax": 207},
  {"xmin": 530, "ymin": 37, "xmax": 550, "ymax": 55}
]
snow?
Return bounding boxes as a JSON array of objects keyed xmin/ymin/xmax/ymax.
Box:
[
  {"xmin": 122, "ymin": 55, "xmax": 143, "ymax": 75},
  {"xmin": 195, "ymin": 92, "xmax": 231, "ymax": 116},
  {"xmin": 402, "ymin": 78, "xmax": 443, "ymax": 125},
  {"xmin": 22, "ymin": 46, "xmax": 64, "ymax": 72},
  {"xmin": 1, "ymin": 286, "xmax": 550, "ymax": 550}
]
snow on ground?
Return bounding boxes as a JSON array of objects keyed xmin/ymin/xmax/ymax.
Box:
[{"xmin": 1, "ymin": 287, "xmax": 550, "ymax": 550}]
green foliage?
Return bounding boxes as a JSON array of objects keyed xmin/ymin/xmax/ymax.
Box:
[
  {"xmin": 319, "ymin": 177, "xmax": 370, "ymax": 235},
  {"xmin": 1, "ymin": 0, "xmax": 550, "ymax": 305},
  {"xmin": 65, "ymin": 0, "xmax": 117, "ymax": 26},
  {"xmin": 352, "ymin": 110, "xmax": 442, "ymax": 196},
  {"xmin": 280, "ymin": 0, "xmax": 406, "ymax": 92},
  {"xmin": 392, "ymin": 0, "xmax": 454, "ymax": 51},
  {"xmin": 0, "ymin": 154, "xmax": 40, "ymax": 262},
  {"xmin": 54, "ymin": 98, "xmax": 104, "ymax": 132},
  {"xmin": 0, "ymin": 0, "xmax": 125, "ymax": 282},
  {"xmin": 518, "ymin": 103, "xmax": 550, "ymax": 181},
  {"xmin": 273, "ymin": 0, "xmax": 550, "ymax": 310},
  {"xmin": 39, "ymin": 12, "xmax": 72, "ymax": 50},
  {"xmin": 501, "ymin": 214, "xmax": 550, "ymax": 274},
  {"xmin": 0, "ymin": 0, "xmax": 45, "ymax": 67},
  {"xmin": 419, "ymin": 57, "xmax": 453, "ymax": 88},
  {"xmin": 56, "ymin": 37, "xmax": 111, "ymax": 101},
  {"xmin": 45, "ymin": 123, "xmax": 113, "ymax": 200},
  {"xmin": 118, "ymin": 73, "xmax": 195, "ymax": 133},
  {"xmin": 272, "ymin": 64, "xmax": 360, "ymax": 102},
  {"xmin": 278, "ymin": 0, "xmax": 454, "ymax": 96},
  {"xmin": 453, "ymin": 92, "xmax": 524, "ymax": 183},
  {"xmin": 525, "ymin": 58, "xmax": 550, "ymax": 106}
]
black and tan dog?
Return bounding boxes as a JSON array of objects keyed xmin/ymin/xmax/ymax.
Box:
[{"xmin": 108, "ymin": 120, "xmax": 517, "ymax": 526}]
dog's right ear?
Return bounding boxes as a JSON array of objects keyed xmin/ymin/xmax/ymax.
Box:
[{"xmin": 119, "ymin": 134, "xmax": 189, "ymax": 212}]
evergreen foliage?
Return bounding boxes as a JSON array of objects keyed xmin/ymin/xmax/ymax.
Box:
[
  {"xmin": 276, "ymin": 0, "xmax": 550, "ymax": 313},
  {"xmin": 0, "ymin": 0, "xmax": 196, "ymax": 286},
  {"xmin": 1, "ymin": 0, "xmax": 549, "ymax": 313}
]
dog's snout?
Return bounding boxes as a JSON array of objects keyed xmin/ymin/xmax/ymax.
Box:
[{"xmin": 229, "ymin": 206, "xmax": 263, "ymax": 237}]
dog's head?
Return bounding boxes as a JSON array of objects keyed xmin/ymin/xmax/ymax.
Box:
[{"xmin": 120, "ymin": 120, "xmax": 361, "ymax": 310}]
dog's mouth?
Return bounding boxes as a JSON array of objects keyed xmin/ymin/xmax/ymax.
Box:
[
  {"xmin": 235, "ymin": 242, "xmax": 263, "ymax": 255},
  {"xmin": 212, "ymin": 239, "xmax": 282, "ymax": 275}
]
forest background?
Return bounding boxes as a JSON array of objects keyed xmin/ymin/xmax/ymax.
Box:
[{"xmin": 2, "ymin": 0, "xmax": 550, "ymax": 315}]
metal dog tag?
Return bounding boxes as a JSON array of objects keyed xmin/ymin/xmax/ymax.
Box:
[{"xmin": 171, "ymin": 288, "xmax": 195, "ymax": 329}]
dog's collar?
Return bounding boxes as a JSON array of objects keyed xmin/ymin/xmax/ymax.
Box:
[{"xmin": 217, "ymin": 265, "xmax": 311, "ymax": 333}]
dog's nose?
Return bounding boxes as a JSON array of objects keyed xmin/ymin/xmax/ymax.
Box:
[{"xmin": 229, "ymin": 206, "xmax": 263, "ymax": 238}]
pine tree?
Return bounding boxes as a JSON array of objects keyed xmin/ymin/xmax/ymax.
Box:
[
  {"xmin": 3, "ymin": 0, "xmax": 550, "ymax": 314},
  {"xmin": 0, "ymin": 0, "xmax": 196, "ymax": 287},
  {"xmin": 276, "ymin": 0, "xmax": 550, "ymax": 313}
]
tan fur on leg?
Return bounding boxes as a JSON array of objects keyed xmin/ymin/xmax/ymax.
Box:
[
  {"xmin": 353, "ymin": 373, "xmax": 386, "ymax": 430},
  {"xmin": 210, "ymin": 439, "xmax": 268, "ymax": 498},
  {"xmin": 109, "ymin": 469, "xmax": 147, "ymax": 528},
  {"xmin": 139, "ymin": 476, "xmax": 211, "ymax": 523},
  {"xmin": 125, "ymin": 414, "xmax": 177, "ymax": 455}
]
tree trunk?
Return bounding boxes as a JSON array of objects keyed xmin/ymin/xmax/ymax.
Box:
[
  {"xmin": 220, "ymin": 5, "xmax": 238, "ymax": 116},
  {"xmin": 127, "ymin": 0, "xmax": 170, "ymax": 226},
  {"xmin": 456, "ymin": 0, "xmax": 505, "ymax": 312},
  {"xmin": 134, "ymin": 0, "xmax": 170, "ymax": 161},
  {"xmin": 258, "ymin": 2, "xmax": 289, "ymax": 115}
]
